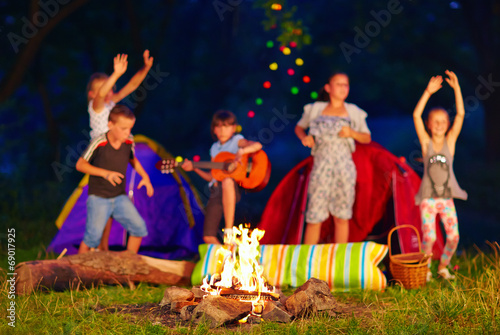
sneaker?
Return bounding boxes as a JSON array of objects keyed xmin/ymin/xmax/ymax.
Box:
[
  {"xmin": 437, "ymin": 268, "xmax": 456, "ymax": 280},
  {"xmin": 426, "ymin": 271, "xmax": 433, "ymax": 282}
]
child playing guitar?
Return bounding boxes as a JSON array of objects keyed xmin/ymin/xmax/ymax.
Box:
[{"xmin": 181, "ymin": 110, "xmax": 263, "ymax": 244}]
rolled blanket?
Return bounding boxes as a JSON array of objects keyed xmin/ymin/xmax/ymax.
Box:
[{"xmin": 192, "ymin": 242, "xmax": 388, "ymax": 291}]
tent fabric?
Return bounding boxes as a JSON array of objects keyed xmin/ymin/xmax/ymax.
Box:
[
  {"xmin": 257, "ymin": 141, "xmax": 444, "ymax": 259},
  {"xmin": 48, "ymin": 135, "xmax": 205, "ymax": 260}
]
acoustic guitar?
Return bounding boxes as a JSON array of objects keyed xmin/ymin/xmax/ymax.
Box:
[{"xmin": 155, "ymin": 150, "xmax": 271, "ymax": 192}]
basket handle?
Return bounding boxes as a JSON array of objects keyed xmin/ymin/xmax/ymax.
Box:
[{"xmin": 387, "ymin": 224, "xmax": 422, "ymax": 258}]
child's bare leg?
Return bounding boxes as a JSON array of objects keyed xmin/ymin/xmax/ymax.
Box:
[
  {"xmin": 97, "ymin": 217, "xmax": 113, "ymax": 251},
  {"xmin": 221, "ymin": 178, "xmax": 236, "ymax": 230},
  {"xmin": 78, "ymin": 241, "xmax": 91, "ymax": 254},
  {"xmin": 333, "ymin": 217, "xmax": 349, "ymax": 243},
  {"xmin": 126, "ymin": 236, "xmax": 142, "ymax": 253},
  {"xmin": 203, "ymin": 236, "xmax": 221, "ymax": 244},
  {"xmin": 303, "ymin": 223, "xmax": 321, "ymax": 244}
]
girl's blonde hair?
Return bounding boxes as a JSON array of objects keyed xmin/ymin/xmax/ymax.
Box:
[{"xmin": 86, "ymin": 72, "xmax": 109, "ymax": 101}]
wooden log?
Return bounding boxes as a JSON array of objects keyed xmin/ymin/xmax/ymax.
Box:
[{"xmin": 15, "ymin": 251, "xmax": 195, "ymax": 295}]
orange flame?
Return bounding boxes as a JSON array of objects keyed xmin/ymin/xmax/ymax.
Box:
[{"xmin": 200, "ymin": 224, "xmax": 274, "ymax": 303}]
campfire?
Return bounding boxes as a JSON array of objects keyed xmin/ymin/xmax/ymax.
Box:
[
  {"xmin": 199, "ymin": 225, "xmax": 278, "ymax": 318},
  {"xmin": 153, "ymin": 224, "xmax": 342, "ymax": 329}
]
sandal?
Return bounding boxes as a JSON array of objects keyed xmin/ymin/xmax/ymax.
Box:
[{"xmin": 437, "ymin": 268, "xmax": 456, "ymax": 280}]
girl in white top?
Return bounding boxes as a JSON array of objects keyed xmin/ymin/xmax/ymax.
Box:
[
  {"xmin": 86, "ymin": 50, "xmax": 154, "ymax": 139},
  {"xmin": 295, "ymin": 73, "xmax": 371, "ymax": 244}
]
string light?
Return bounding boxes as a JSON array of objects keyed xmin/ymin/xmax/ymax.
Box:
[
  {"xmin": 289, "ymin": 41, "xmax": 297, "ymax": 48},
  {"xmin": 248, "ymin": 110, "xmax": 255, "ymax": 118},
  {"xmin": 282, "ymin": 47, "xmax": 291, "ymax": 55},
  {"xmin": 175, "ymin": 156, "xmax": 183, "ymax": 163},
  {"xmin": 295, "ymin": 58, "xmax": 304, "ymax": 66},
  {"xmin": 287, "ymin": 68, "xmax": 295, "ymax": 76},
  {"xmin": 310, "ymin": 91, "xmax": 318, "ymax": 99},
  {"xmin": 193, "ymin": 155, "xmax": 201, "ymax": 162},
  {"xmin": 302, "ymin": 75, "xmax": 311, "ymax": 83},
  {"xmin": 269, "ymin": 62, "xmax": 278, "ymax": 70},
  {"xmin": 271, "ymin": 3, "xmax": 282, "ymax": 10},
  {"xmin": 291, "ymin": 87, "xmax": 299, "ymax": 95},
  {"xmin": 266, "ymin": 40, "xmax": 274, "ymax": 48},
  {"xmin": 263, "ymin": 81, "xmax": 271, "ymax": 89},
  {"xmin": 255, "ymin": 98, "xmax": 263, "ymax": 105}
]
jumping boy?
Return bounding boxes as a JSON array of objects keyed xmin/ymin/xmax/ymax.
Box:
[{"xmin": 76, "ymin": 105, "xmax": 154, "ymax": 254}]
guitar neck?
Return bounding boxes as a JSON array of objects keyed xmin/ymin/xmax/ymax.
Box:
[{"xmin": 192, "ymin": 161, "xmax": 226, "ymax": 170}]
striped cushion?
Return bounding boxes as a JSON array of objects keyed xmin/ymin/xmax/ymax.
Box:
[{"xmin": 191, "ymin": 242, "xmax": 388, "ymax": 291}]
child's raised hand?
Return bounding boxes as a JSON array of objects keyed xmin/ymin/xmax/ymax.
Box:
[
  {"xmin": 143, "ymin": 49, "xmax": 154, "ymax": 69},
  {"xmin": 444, "ymin": 70, "xmax": 460, "ymax": 90},
  {"xmin": 426, "ymin": 75, "xmax": 443, "ymax": 95},
  {"xmin": 113, "ymin": 54, "xmax": 128, "ymax": 76},
  {"xmin": 138, "ymin": 178, "xmax": 154, "ymax": 197}
]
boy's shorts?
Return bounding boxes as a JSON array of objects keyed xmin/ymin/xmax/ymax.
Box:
[{"xmin": 83, "ymin": 194, "xmax": 148, "ymax": 248}]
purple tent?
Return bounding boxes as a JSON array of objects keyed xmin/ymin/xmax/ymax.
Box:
[{"xmin": 48, "ymin": 135, "xmax": 205, "ymax": 260}]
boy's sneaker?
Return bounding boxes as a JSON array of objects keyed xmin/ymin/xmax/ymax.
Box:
[
  {"xmin": 426, "ymin": 271, "xmax": 433, "ymax": 282},
  {"xmin": 437, "ymin": 268, "xmax": 456, "ymax": 280}
]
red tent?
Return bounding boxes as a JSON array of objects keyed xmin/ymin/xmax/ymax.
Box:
[{"xmin": 257, "ymin": 142, "xmax": 444, "ymax": 259}]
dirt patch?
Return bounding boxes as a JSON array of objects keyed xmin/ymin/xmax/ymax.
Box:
[
  {"xmin": 95, "ymin": 300, "xmax": 378, "ymax": 329},
  {"xmin": 95, "ymin": 303, "xmax": 187, "ymax": 328}
]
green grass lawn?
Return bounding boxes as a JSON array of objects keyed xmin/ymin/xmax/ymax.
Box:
[{"xmin": 1, "ymin": 242, "xmax": 499, "ymax": 334}]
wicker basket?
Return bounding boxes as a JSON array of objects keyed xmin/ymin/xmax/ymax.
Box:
[{"xmin": 388, "ymin": 225, "xmax": 432, "ymax": 289}]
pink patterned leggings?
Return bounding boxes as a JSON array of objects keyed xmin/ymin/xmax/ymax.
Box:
[{"xmin": 420, "ymin": 198, "xmax": 459, "ymax": 267}]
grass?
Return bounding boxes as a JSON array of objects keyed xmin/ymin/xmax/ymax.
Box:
[
  {"xmin": 1, "ymin": 242, "xmax": 499, "ymax": 334},
  {"xmin": 1, "ymin": 172, "xmax": 499, "ymax": 334}
]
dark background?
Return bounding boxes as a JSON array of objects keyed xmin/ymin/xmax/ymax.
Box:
[{"xmin": 1, "ymin": 0, "xmax": 499, "ymax": 255}]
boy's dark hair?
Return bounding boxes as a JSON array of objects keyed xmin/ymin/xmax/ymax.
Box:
[
  {"xmin": 210, "ymin": 110, "xmax": 238, "ymax": 140},
  {"xmin": 109, "ymin": 105, "xmax": 136, "ymax": 123},
  {"xmin": 317, "ymin": 71, "xmax": 349, "ymax": 101},
  {"xmin": 86, "ymin": 72, "xmax": 109, "ymax": 101}
]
